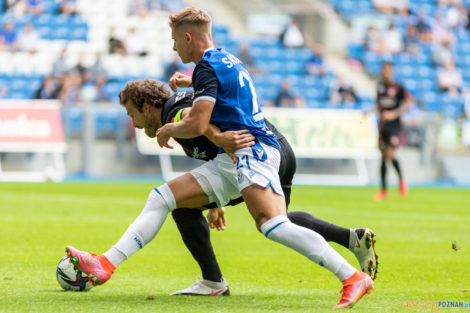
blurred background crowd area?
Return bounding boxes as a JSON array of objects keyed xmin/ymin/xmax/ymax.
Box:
[{"xmin": 0, "ymin": 0, "xmax": 469, "ymax": 150}]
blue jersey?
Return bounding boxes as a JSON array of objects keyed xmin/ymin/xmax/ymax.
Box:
[{"xmin": 192, "ymin": 48, "xmax": 280, "ymax": 150}]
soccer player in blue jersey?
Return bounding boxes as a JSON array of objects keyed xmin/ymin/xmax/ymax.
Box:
[{"xmin": 156, "ymin": 7, "xmax": 374, "ymax": 309}]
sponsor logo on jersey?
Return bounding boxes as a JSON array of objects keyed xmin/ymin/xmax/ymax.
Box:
[
  {"xmin": 255, "ymin": 148, "xmax": 264, "ymax": 160},
  {"xmin": 192, "ymin": 147, "xmax": 206, "ymax": 159},
  {"xmin": 194, "ymin": 88, "xmax": 205, "ymax": 96},
  {"xmin": 175, "ymin": 91, "xmax": 187, "ymax": 102}
]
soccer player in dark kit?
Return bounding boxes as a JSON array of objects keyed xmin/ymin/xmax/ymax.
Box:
[
  {"xmin": 375, "ymin": 62, "xmax": 413, "ymax": 200},
  {"xmin": 118, "ymin": 79, "xmax": 379, "ymax": 295}
]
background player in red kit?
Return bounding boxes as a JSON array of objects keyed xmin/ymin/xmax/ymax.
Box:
[{"xmin": 375, "ymin": 62, "xmax": 413, "ymax": 200}]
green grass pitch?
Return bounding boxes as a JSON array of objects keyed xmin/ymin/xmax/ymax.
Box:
[{"xmin": 0, "ymin": 183, "xmax": 469, "ymax": 312}]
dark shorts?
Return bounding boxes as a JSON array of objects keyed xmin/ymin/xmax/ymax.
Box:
[
  {"xmin": 379, "ymin": 125, "xmax": 401, "ymax": 149},
  {"xmin": 204, "ymin": 137, "xmax": 296, "ymax": 210}
]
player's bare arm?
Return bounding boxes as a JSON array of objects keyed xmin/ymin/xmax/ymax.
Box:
[
  {"xmin": 156, "ymin": 99, "xmax": 214, "ymax": 148},
  {"xmin": 175, "ymin": 107, "xmax": 255, "ymax": 159}
]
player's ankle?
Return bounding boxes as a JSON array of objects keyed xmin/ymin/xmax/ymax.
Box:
[{"xmin": 98, "ymin": 255, "xmax": 116, "ymax": 274}]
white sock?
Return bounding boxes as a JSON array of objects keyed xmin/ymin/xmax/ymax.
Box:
[
  {"xmin": 260, "ymin": 215, "xmax": 356, "ymax": 282},
  {"xmin": 104, "ymin": 185, "xmax": 176, "ymax": 268}
]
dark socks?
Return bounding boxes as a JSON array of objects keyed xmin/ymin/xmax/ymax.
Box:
[
  {"xmin": 287, "ymin": 211, "xmax": 350, "ymax": 249},
  {"xmin": 380, "ymin": 159, "xmax": 387, "ymax": 190},
  {"xmin": 391, "ymin": 159, "xmax": 403, "ymax": 180},
  {"xmin": 172, "ymin": 208, "xmax": 223, "ymax": 282}
]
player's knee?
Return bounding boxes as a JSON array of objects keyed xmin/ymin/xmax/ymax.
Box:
[
  {"xmin": 260, "ymin": 215, "xmax": 290, "ymax": 238},
  {"xmin": 153, "ymin": 184, "xmax": 177, "ymax": 212}
]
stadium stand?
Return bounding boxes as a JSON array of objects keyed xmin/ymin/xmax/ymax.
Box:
[
  {"xmin": 336, "ymin": 0, "xmax": 469, "ymax": 118},
  {"xmin": 1, "ymin": 0, "xmax": 354, "ymax": 137},
  {"xmin": 3, "ymin": 0, "xmax": 469, "ymax": 138}
]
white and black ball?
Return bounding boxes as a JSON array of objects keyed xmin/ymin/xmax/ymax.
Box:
[{"xmin": 56, "ymin": 255, "xmax": 93, "ymax": 291}]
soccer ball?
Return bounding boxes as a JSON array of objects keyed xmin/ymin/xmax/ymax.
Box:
[{"xmin": 56, "ymin": 255, "xmax": 93, "ymax": 291}]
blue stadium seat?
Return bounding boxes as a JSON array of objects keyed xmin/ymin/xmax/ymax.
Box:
[
  {"xmin": 213, "ymin": 24, "xmax": 229, "ymax": 35},
  {"xmin": 279, "ymin": 76, "xmax": 297, "ymax": 87},
  {"xmin": 297, "ymin": 49, "xmax": 314, "ymax": 61},
  {"xmin": 29, "ymin": 78, "xmax": 42, "ymax": 92},
  {"xmin": 10, "ymin": 79, "xmax": 30, "ymax": 92},
  {"xmin": 306, "ymin": 100, "xmax": 323, "ymax": 108},
  {"xmin": 457, "ymin": 42, "xmax": 470, "ymax": 54},
  {"xmin": 285, "ymin": 61, "xmax": 304, "ymax": 75},
  {"xmin": 337, "ymin": 1, "xmax": 356, "ymax": 14},
  {"xmin": 37, "ymin": 26, "xmax": 53, "ymax": 39},
  {"xmin": 53, "ymin": 27, "xmax": 70, "ymax": 40},
  {"xmin": 264, "ymin": 47, "xmax": 283, "ymax": 61},
  {"xmin": 417, "ymin": 65, "xmax": 436, "ymax": 79},
  {"xmin": 363, "ymin": 52, "xmax": 383, "ymax": 73},
  {"xmin": 70, "ymin": 27, "xmax": 87, "ymax": 41},
  {"xmin": 63, "ymin": 108, "xmax": 84, "ymax": 135},
  {"xmin": 418, "ymin": 78, "xmax": 437, "ymax": 92},
  {"xmin": 402, "ymin": 78, "xmax": 419, "ymax": 95},
  {"xmin": 250, "ymin": 37, "xmax": 281, "ymax": 49},
  {"xmin": 257, "ymin": 60, "xmax": 283, "ymax": 75},
  {"xmin": 9, "ymin": 91, "xmax": 31, "ymax": 99},
  {"xmin": 420, "ymin": 91, "xmax": 440, "ymax": 112},
  {"xmin": 304, "ymin": 88, "xmax": 327, "ymax": 101},
  {"xmin": 257, "ymin": 86, "xmax": 278, "ymax": 102},
  {"xmin": 52, "ymin": 15, "xmax": 70, "ymax": 28},
  {"xmin": 95, "ymin": 112, "xmax": 122, "ymax": 135},
  {"xmin": 0, "ymin": 77, "xmax": 8, "ymax": 87},
  {"xmin": 347, "ymin": 43, "xmax": 363, "ymax": 60},
  {"xmin": 302, "ymin": 75, "xmax": 318, "ymax": 88},
  {"xmin": 43, "ymin": 0, "xmax": 60, "ymax": 14},
  {"xmin": 103, "ymin": 82, "xmax": 125, "ymax": 99},
  {"xmin": 456, "ymin": 54, "xmax": 470, "ymax": 67},
  {"xmin": 33, "ymin": 14, "xmax": 53, "ymax": 27},
  {"xmin": 69, "ymin": 15, "xmax": 87, "ymax": 28},
  {"xmin": 440, "ymin": 95, "xmax": 464, "ymax": 118},
  {"xmin": 395, "ymin": 65, "xmax": 415, "ymax": 79},
  {"xmin": 282, "ymin": 49, "xmax": 301, "ymax": 61}
]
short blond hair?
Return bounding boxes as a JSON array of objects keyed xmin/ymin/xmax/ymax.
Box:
[{"xmin": 169, "ymin": 7, "xmax": 212, "ymax": 32}]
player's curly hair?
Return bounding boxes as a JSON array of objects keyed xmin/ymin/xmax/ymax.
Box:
[
  {"xmin": 169, "ymin": 7, "xmax": 212, "ymax": 31},
  {"xmin": 118, "ymin": 80, "xmax": 172, "ymax": 112}
]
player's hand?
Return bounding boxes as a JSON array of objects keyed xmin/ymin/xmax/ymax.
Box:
[
  {"xmin": 155, "ymin": 124, "xmax": 174, "ymax": 149},
  {"xmin": 215, "ymin": 129, "xmax": 255, "ymax": 163},
  {"xmin": 207, "ymin": 207, "xmax": 226, "ymax": 231},
  {"xmin": 169, "ymin": 72, "xmax": 192, "ymax": 92}
]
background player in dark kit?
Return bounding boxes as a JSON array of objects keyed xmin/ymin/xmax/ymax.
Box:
[{"xmin": 375, "ymin": 62, "xmax": 413, "ymax": 200}]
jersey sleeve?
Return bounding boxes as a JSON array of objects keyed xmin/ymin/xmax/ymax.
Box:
[
  {"xmin": 192, "ymin": 60, "xmax": 218, "ymax": 104},
  {"xmin": 162, "ymin": 94, "xmax": 193, "ymax": 125}
]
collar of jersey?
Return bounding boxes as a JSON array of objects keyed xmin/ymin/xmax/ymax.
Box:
[{"xmin": 204, "ymin": 47, "xmax": 218, "ymax": 54}]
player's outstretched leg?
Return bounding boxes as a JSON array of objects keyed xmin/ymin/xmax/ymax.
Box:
[
  {"xmin": 333, "ymin": 271, "xmax": 374, "ymax": 309},
  {"xmin": 65, "ymin": 184, "xmax": 176, "ymax": 286},
  {"xmin": 287, "ymin": 212, "xmax": 379, "ymax": 279},
  {"xmin": 171, "ymin": 208, "xmax": 229, "ymax": 296},
  {"xmin": 259, "ymin": 214, "xmax": 375, "ymax": 308}
]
